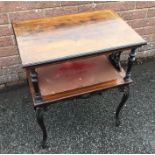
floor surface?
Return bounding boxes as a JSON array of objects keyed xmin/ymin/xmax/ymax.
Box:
[{"xmin": 0, "ymin": 58, "xmax": 155, "ymax": 153}]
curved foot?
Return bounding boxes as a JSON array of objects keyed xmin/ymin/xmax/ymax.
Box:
[
  {"xmin": 41, "ymin": 141, "xmax": 48, "ymax": 149},
  {"xmin": 115, "ymin": 85, "xmax": 129, "ymax": 127},
  {"xmin": 115, "ymin": 118, "xmax": 121, "ymax": 127},
  {"xmin": 35, "ymin": 107, "xmax": 47, "ymax": 149}
]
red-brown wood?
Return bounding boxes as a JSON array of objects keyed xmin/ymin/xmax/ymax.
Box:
[
  {"xmin": 13, "ymin": 10, "xmax": 146, "ymax": 67},
  {"xmin": 27, "ymin": 54, "xmax": 131, "ymax": 106}
]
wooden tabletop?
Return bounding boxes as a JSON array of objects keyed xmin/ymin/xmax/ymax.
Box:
[{"xmin": 13, "ymin": 10, "xmax": 146, "ymax": 67}]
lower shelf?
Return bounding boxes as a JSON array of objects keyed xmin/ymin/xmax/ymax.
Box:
[{"xmin": 28, "ymin": 54, "xmax": 131, "ymax": 106}]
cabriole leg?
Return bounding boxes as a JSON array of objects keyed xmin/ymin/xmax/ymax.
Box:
[
  {"xmin": 29, "ymin": 68, "xmax": 47, "ymax": 148},
  {"xmin": 115, "ymin": 85, "xmax": 129, "ymax": 127},
  {"xmin": 35, "ymin": 107, "xmax": 47, "ymax": 148}
]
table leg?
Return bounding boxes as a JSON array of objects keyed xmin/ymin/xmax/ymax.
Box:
[
  {"xmin": 115, "ymin": 85, "xmax": 129, "ymax": 127},
  {"xmin": 35, "ymin": 107, "xmax": 47, "ymax": 148},
  {"xmin": 124, "ymin": 48, "xmax": 136, "ymax": 81},
  {"xmin": 30, "ymin": 68, "xmax": 42, "ymax": 105}
]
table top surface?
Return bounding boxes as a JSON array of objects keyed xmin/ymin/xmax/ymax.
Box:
[{"xmin": 13, "ymin": 10, "xmax": 146, "ymax": 67}]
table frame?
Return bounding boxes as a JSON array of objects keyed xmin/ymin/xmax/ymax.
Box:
[
  {"xmin": 12, "ymin": 9, "xmax": 147, "ymax": 149},
  {"xmin": 26, "ymin": 47, "xmax": 137, "ymax": 148}
]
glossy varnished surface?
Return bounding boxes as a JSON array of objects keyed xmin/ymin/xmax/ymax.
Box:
[
  {"xmin": 27, "ymin": 55, "xmax": 130, "ymax": 105},
  {"xmin": 13, "ymin": 10, "xmax": 146, "ymax": 67}
]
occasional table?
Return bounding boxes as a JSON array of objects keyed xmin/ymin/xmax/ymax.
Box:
[{"xmin": 12, "ymin": 10, "xmax": 146, "ymax": 148}]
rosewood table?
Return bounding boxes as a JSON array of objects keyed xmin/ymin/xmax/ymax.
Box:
[{"xmin": 12, "ymin": 10, "xmax": 146, "ymax": 148}]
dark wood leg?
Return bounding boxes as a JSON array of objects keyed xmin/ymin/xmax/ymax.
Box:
[
  {"xmin": 30, "ymin": 68, "xmax": 47, "ymax": 148},
  {"xmin": 109, "ymin": 51, "xmax": 122, "ymax": 71},
  {"xmin": 115, "ymin": 85, "xmax": 129, "ymax": 127},
  {"xmin": 30, "ymin": 68, "xmax": 42, "ymax": 105},
  {"xmin": 124, "ymin": 48, "xmax": 136, "ymax": 81},
  {"xmin": 35, "ymin": 107, "xmax": 47, "ymax": 149}
]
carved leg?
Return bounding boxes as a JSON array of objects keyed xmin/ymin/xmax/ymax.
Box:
[
  {"xmin": 109, "ymin": 51, "xmax": 122, "ymax": 71},
  {"xmin": 35, "ymin": 107, "xmax": 47, "ymax": 148},
  {"xmin": 29, "ymin": 68, "xmax": 47, "ymax": 148},
  {"xmin": 124, "ymin": 48, "xmax": 136, "ymax": 81},
  {"xmin": 30, "ymin": 68, "xmax": 42, "ymax": 105},
  {"xmin": 115, "ymin": 85, "xmax": 129, "ymax": 127}
]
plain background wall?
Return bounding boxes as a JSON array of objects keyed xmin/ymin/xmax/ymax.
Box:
[{"xmin": 0, "ymin": 1, "xmax": 155, "ymax": 88}]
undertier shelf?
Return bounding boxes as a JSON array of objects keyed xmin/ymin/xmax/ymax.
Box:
[{"xmin": 28, "ymin": 54, "xmax": 131, "ymax": 105}]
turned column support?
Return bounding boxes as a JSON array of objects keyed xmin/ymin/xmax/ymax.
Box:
[
  {"xmin": 30, "ymin": 68, "xmax": 42, "ymax": 105},
  {"xmin": 124, "ymin": 48, "xmax": 137, "ymax": 82}
]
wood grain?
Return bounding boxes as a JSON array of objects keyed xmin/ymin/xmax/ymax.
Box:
[
  {"xmin": 27, "ymin": 54, "xmax": 131, "ymax": 106},
  {"xmin": 13, "ymin": 10, "xmax": 146, "ymax": 67}
]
